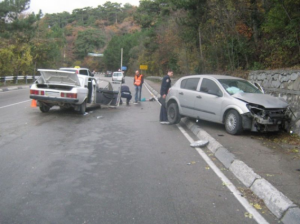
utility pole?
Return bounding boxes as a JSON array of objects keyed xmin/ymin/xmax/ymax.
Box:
[{"xmin": 120, "ymin": 48, "xmax": 123, "ymax": 71}]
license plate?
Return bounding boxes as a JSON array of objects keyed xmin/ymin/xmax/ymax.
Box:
[{"xmin": 45, "ymin": 91, "xmax": 60, "ymax": 97}]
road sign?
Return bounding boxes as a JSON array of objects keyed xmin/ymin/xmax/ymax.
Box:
[
  {"xmin": 140, "ymin": 65, "xmax": 148, "ymax": 70},
  {"xmin": 122, "ymin": 66, "xmax": 127, "ymax": 71},
  {"xmin": 88, "ymin": 53, "xmax": 104, "ymax": 57}
]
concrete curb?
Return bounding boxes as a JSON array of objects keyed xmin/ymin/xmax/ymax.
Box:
[{"xmin": 183, "ymin": 117, "xmax": 300, "ymax": 223}]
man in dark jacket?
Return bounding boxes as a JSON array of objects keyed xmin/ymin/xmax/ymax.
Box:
[
  {"xmin": 159, "ymin": 70, "xmax": 173, "ymax": 124},
  {"xmin": 120, "ymin": 85, "xmax": 132, "ymax": 105}
]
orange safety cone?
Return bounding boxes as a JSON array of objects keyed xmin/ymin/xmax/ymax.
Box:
[{"xmin": 31, "ymin": 99, "xmax": 37, "ymax": 107}]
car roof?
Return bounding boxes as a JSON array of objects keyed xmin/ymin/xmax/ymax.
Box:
[
  {"xmin": 181, "ymin": 74, "xmax": 245, "ymax": 80},
  {"xmin": 59, "ymin": 67, "xmax": 89, "ymax": 70}
]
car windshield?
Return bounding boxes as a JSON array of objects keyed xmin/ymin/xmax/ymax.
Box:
[
  {"xmin": 113, "ymin": 73, "xmax": 123, "ymax": 76},
  {"xmin": 218, "ymin": 79, "xmax": 262, "ymax": 95}
]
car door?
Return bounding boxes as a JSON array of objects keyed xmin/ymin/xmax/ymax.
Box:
[
  {"xmin": 194, "ymin": 78, "xmax": 224, "ymax": 123},
  {"xmin": 96, "ymin": 79, "xmax": 121, "ymax": 106},
  {"xmin": 178, "ymin": 77, "xmax": 201, "ymax": 117}
]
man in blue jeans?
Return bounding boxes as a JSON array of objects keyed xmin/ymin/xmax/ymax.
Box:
[{"xmin": 133, "ymin": 70, "xmax": 144, "ymax": 104}]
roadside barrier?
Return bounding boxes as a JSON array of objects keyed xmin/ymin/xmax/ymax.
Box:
[{"xmin": 0, "ymin": 75, "xmax": 39, "ymax": 85}]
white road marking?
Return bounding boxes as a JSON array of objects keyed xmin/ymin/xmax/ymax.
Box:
[
  {"xmin": 0, "ymin": 100, "xmax": 31, "ymax": 109},
  {"xmin": 177, "ymin": 125, "xmax": 269, "ymax": 224},
  {"xmin": 144, "ymin": 82, "xmax": 269, "ymax": 224}
]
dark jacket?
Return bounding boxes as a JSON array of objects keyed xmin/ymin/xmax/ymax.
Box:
[
  {"xmin": 121, "ymin": 85, "xmax": 131, "ymax": 94},
  {"xmin": 160, "ymin": 75, "xmax": 171, "ymax": 96}
]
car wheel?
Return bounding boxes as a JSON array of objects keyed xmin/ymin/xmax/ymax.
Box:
[
  {"xmin": 79, "ymin": 100, "xmax": 86, "ymax": 114},
  {"xmin": 225, "ymin": 109, "xmax": 243, "ymax": 135},
  {"xmin": 167, "ymin": 102, "xmax": 181, "ymax": 124},
  {"xmin": 39, "ymin": 105, "xmax": 50, "ymax": 113}
]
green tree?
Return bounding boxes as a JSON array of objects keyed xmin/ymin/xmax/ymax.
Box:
[
  {"xmin": 74, "ymin": 29, "xmax": 106, "ymax": 59},
  {"xmin": 0, "ymin": 41, "xmax": 32, "ymax": 76},
  {"xmin": 262, "ymin": 0, "xmax": 300, "ymax": 67},
  {"xmin": 133, "ymin": 0, "xmax": 161, "ymax": 28},
  {"xmin": 104, "ymin": 32, "xmax": 142, "ymax": 71}
]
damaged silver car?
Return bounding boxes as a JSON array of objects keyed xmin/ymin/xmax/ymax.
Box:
[{"xmin": 165, "ymin": 74, "xmax": 291, "ymax": 135}]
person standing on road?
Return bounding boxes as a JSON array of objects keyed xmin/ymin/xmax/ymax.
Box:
[
  {"xmin": 159, "ymin": 70, "xmax": 173, "ymax": 124},
  {"xmin": 133, "ymin": 70, "xmax": 144, "ymax": 104}
]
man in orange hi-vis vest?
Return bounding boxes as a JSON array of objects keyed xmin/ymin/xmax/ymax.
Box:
[{"xmin": 133, "ymin": 70, "xmax": 144, "ymax": 104}]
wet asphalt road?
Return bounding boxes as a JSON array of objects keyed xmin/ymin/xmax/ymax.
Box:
[{"xmin": 0, "ymin": 76, "xmax": 274, "ymax": 224}]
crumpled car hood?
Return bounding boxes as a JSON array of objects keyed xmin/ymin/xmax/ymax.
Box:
[{"xmin": 233, "ymin": 92, "xmax": 288, "ymax": 108}]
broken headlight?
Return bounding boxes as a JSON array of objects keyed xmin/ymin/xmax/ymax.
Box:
[{"xmin": 246, "ymin": 103, "xmax": 265, "ymax": 117}]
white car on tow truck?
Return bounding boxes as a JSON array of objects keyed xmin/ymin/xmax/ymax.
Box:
[{"xmin": 30, "ymin": 69, "xmax": 120, "ymax": 114}]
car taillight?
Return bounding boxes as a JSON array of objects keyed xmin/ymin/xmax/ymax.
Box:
[
  {"xmin": 67, "ymin": 93, "xmax": 77, "ymax": 98},
  {"xmin": 30, "ymin": 90, "xmax": 39, "ymax": 95},
  {"xmin": 61, "ymin": 92, "xmax": 77, "ymax": 98}
]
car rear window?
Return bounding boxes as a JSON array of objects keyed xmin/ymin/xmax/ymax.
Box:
[
  {"xmin": 180, "ymin": 78, "xmax": 200, "ymax": 91},
  {"xmin": 79, "ymin": 70, "xmax": 88, "ymax": 75}
]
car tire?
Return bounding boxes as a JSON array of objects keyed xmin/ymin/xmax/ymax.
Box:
[
  {"xmin": 225, "ymin": 109, "xmax": 243, "ymax": 135},
  {"xmin": 40, "ymin": 105, "xmax": 50, "ymax": 113},
  {"xmin": 167, "ymin": 102, "xmax": 181, "ymax": 124},
  {"xmin": 79, "ymin": 100, "xmax": 86, "ymax": 114}
]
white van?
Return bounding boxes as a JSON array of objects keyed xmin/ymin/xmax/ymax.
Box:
[{"xmin": 112, "ymin": 71, "xmax": 125, "ymax": 83}]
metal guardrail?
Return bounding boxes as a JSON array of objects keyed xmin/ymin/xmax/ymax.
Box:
[{"xmin": 0, "ymin": 75, "xmax": 40, "ymax": 85}]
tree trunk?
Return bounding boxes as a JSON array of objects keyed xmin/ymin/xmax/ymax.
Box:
[{"xmin": 198, "ymin": 24, "xmax": 203, "ymax": 61}]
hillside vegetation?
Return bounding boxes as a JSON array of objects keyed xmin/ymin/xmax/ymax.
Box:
[{"xmin": 0, "ymin": 0, "xmax": 299, "ymax": 77}]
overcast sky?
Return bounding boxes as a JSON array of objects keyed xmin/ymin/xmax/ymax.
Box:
[{"xmin": 26, "ymin": 0, "xmax": 140, "ymax": 14}]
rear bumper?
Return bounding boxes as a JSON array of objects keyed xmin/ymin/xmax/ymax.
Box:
[{"xmin": 30, "ymin": 95, "xmax": 79, "ymax": 103}]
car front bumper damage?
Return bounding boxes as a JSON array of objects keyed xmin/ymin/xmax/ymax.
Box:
[{"xmin": 242, "ymin": 104, "xmax": 291, "ymax": 132}]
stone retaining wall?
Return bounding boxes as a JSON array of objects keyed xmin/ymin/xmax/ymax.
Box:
[{"xmin": 248, "ymin": 70, "xmax": 300, "ymax": 135}]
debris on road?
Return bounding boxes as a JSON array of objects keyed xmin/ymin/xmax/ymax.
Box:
[
  {"xmin": 244, "ymin": 212, "xmax": 253, "ymax": 219},
  {"xmin": 190, "ymin": 140, "xmax": 209, "ymax": 147}
]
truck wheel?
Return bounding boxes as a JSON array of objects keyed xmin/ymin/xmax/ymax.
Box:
[
  {"xmin": 225, "ymin": 109, "xmax": 243, "ymax": 135},
  {"xmin": 79, "ymin": 100, "xmax": 86, "ymax": 114},
  {"xmin": 40, "ymin": 105, "xmax": 50, "ymax": 113},
  {"xmin": 167, "ymin": 102, "xmax": 181, "ymax": 124}
]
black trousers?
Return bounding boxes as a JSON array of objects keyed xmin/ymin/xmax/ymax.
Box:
[
  {"xmin": 120, "ymin": 93, "xmax": 132, "ymax": 104},
  {"xmin": 160, "ymin": 105, "xmax": 168, "ymax": 121}
]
